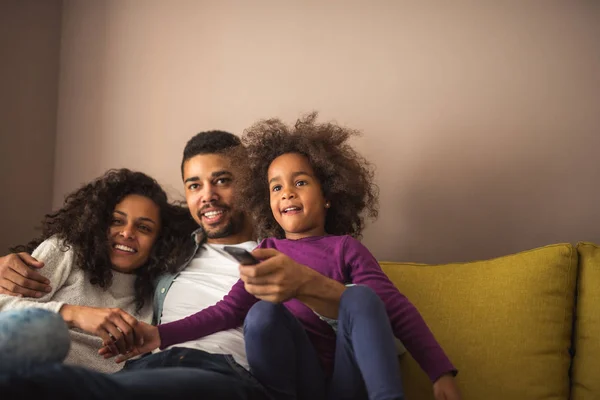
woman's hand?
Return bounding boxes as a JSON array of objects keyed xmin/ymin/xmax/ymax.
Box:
[
  {"xmin": 98, "ymin": 321, "xmax": 161, "ymax": 363},
  {"xmin": 433, "ymin": 373, "xmax": 461, "ymax": 400},
  {"xmin": 60, "ymin": 305, "xmax": 142, "ymax": 354}
]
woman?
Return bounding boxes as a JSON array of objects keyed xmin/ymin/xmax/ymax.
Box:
[{"xmin": 0, "ymin": 168, "xmax": 196, "ymax": 374}]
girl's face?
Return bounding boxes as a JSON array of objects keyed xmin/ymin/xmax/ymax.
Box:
[
  {"xmin": 268, "ymin": 153, "xmax": 328, "ymax": 240},
  {"xmin": 108, "ymin": 194, "xmax": 161, "ymax": 273}
]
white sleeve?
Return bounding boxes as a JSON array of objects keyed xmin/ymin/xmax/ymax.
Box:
[{"xmin": 0, "ymin": 237, "xmax": 75, "ymax": 314}]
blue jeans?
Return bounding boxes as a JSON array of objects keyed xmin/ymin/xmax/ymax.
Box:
[
  {"xmin": 0, "ymin": 308, "xmax": 70, "ymax": 374},
  {"xmin": 244, "ymin": 285, "xmax": 404, "ymax": 400},
  {"xmin": 0, "ymin": 347, "xmax": 270, "ymax": 400}
]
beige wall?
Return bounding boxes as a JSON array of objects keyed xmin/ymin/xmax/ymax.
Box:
[
  {"xmin": 0, "ymin": 0, "xmax": 62, "ymax": 252},
  {"xmin": 53, "ymin": 1, "xmax": 600, "ymax": 263}
]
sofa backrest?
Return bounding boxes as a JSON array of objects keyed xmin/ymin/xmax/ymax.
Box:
[
  {"xmin": 381, "ymin": 243, "xmax": 578, "ymax": 400},
  {"xmin": 571, "ymin": 242, "xmax": 600, "ymax": 400}
]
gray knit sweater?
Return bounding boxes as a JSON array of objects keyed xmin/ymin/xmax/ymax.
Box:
[{"xmin": 0, "ymin": 236, "xmax": 153, "ymax": 373}]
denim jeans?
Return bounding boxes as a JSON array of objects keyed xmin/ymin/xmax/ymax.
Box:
[
  {"xmin": 0, "ymin": 347, "xmax": 270, "ymax": 400},
  {"xmin": 0, "ymin": 308, "xmax": 70, "ymax": 374},
  {"xmin": 244, "ymin": 285, "xmax": 404, "ymax": 400}
]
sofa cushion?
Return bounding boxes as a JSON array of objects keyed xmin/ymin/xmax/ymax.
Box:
[
  {"xmin": 571, "ymin": 242, "xmax": 600, "ymax": 399},
  {"xmin": 380, "ymin": 243, "xmax": 577, "ymax": 400}
]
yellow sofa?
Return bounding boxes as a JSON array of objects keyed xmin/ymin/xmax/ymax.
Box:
[{"xmin": 380, "ymin": 242, "xmax": 600, "ymax": 400}]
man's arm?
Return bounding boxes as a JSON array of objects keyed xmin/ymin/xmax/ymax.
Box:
[
  {"xmin": 0, "ymin": 252, "xmax": 51, "ymax": 297},
  {"xmin": 239, "ymin": 248, "xmax": 346, "ymax": 318}
]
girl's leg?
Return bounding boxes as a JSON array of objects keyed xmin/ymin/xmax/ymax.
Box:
[
  {"xmin": 329, "ymin": 285, "xmax": 404, "ymax": 400},
  {"xmin": 0, "ymin": 308, "xmax": 71, "ymax": 374},
  {"xmin": 244, "ymin": 301, "xmax": 327, "ymax": 400}
]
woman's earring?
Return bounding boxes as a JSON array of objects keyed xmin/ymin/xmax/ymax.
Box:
[{"xmin": 325, "ymin": 202, "xmax": 331, "ymax": 209}]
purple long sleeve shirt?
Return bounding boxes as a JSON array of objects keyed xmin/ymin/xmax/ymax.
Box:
[{"xmin": 158, "ymin": 235, "xmax": 456, "ymax": 382}]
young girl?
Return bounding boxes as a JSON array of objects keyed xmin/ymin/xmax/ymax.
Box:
[
  {"xmin": 114, "ymin": 115, "xmax": 459, "ymax": 400},
  {"xmin": 0, "ymin": 168, "xmax": 195, "ymax": 374},
  {"xmin": 235, "ymin": 113, "xmax": 459, "ymax": 400}
]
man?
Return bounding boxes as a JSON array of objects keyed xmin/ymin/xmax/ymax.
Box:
[{"xmin": 0, "ymin": 130, "xmax": 346, "ymax": 399}]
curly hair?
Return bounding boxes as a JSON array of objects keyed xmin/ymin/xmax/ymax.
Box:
[
  {"xmin": 231, "ymin": 112, "xmax": 379, "ymax": 240},
  {"xmin": 12, "ymin": 169, "xmax": 197, "ymax": 312}
]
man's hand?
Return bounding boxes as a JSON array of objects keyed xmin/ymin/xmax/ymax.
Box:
[
  {"xmin": 98, "ymin": 322, "xmax": 160, "ymax": 363},
  {"xmin": 239, "ymin": 248, "xmax": 313, "ymax": 303},
  {"xmin": 433, "ymin": 374, "xmax": 461, "ymax": 400},
  {"xmin": 60, "ymin": 305, "xmax": 143, "ymax": 355},
  {"xmin": 0, "ymin": 252, "xmax": 51, "ymax": 297}
]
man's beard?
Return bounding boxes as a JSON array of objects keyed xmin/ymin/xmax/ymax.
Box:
[{"xmin": 204, "ymin": 220, "xmax": 234, "ymax": 239}]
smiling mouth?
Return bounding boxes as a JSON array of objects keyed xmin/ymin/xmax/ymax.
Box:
[
  {"xmin": 281, "ymin": 206, "xmax": 302, "ymax": 214},
  {"xmin": 203, "ymin": 210, "xmax": 224, "ymax": 218},
  {"xmin": 113, "ymin": 244, "xmax": 137, "ymax": 253},
  {"xmin": 200, "ymin": 209, "xmax": 228, "ymax": 224}
]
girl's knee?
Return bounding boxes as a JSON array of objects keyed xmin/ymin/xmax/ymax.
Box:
[
  {"xmin": 244, "ymin": 301, "xmax": 286, "ymax": 334},
  {"xmin": 342, "ymin": 285, "xmax": 379, "ymax": 302},
  {"xmin": 340, "ymin": 285, "xmax": 385, "ymax": 314}
]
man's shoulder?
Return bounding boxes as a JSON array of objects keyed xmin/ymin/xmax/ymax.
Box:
[{"xmin": 167, "ymin": 238, "xmax": 200, "ymax": 273}]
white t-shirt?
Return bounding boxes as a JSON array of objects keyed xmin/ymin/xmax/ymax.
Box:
[{"xmin": 160, "ymin": 241, "xmax": 257, "ymax": 369}]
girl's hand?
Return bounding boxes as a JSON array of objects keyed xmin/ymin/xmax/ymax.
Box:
[
  {"xmin": 433, "ymin": 373, "xmax": 461, "ymax": 400},
  {"xmin": 60, "ymin": 305, "xmax": 142, "ymax": 355},
  {"xmin": 239, "ymin": 248, "xmax": 312, "ymax": 303},
  {"xmin": 98, "ymin": 321, "xmax": 160, "ymax": 363}
]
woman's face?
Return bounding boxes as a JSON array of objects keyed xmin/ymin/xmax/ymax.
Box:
[{"xmin": 107, "ymin": 194, "xmax": 161, "ymax": 273}]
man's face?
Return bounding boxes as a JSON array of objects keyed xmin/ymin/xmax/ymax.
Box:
[{"xmin": 182, "ymin": 153, "xmax": 247, "ymax": 244}]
